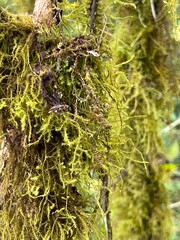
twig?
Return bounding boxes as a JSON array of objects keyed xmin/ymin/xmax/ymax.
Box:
[
  {"xmin": 100, "ymin": 174, "xmax": 109, "ymax": 213},
  {"xmin": 100, "ymin": 173, "xmax": 112, "ymax": 240},
  {"xmin": 90, "ymin": 0, "xmax": 98, "ymax": 31},
  {"xmin": 99, "ymin": 140, "xmax": 112, "ymax": 240},
  {"xmin": 161, "ymin": 118, "xmax": 180, "ymax": 133},
  {"xmin": 150, "ymin": 0, "xmax": 157, "ymax": 21},
  {"xmin": 170, "ymin": 201, "xmax": 180, "ymax": 209},
  {"xmin": 106, "ymin": 210, "xmax": 112, "ymax": 240}
]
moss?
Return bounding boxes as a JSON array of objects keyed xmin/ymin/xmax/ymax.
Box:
[
  {"xmin": 0, "ymin": 7, "xmax": 118, "ymax": 239},
  {"xmin": 110, "ymin": 1, "xmax": 180, "ymax": 239},
  {"xmin": 1, "ymin": 1, "xmax": 178, "ymax": 239}
]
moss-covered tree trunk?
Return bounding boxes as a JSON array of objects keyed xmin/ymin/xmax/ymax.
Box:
[
  {"xmin": 0, "ymin": 0, "xmax": 179, "ymax": 239},
  {"xmin": 0, "ymin": 1, "xmax": 116, "ymax": 239},
  {"xmin": 110, "ymin": 1, "xmax": 179, "ymax": 239}
]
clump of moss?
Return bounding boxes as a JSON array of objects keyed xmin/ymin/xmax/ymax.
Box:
[{"xmin": 0, "ymin": 7, "xmax": 115, "ymax": 239}]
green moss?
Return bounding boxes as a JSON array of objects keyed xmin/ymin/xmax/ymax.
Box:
[
  {"xmin": 0, "ymin": 7, "xmax": 118, "ymax": 239},
  {"xmin": 110, "ymin": 1, "xmax": 180, "ymax": 239},
  {"xmin": 0, "ymin": 1, "xmax": 178, "ymax": 239}
]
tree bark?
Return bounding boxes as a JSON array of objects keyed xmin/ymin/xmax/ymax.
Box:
[{"xmin": 33, "ymin": 0, "xmax": 53, "ymax": 25}]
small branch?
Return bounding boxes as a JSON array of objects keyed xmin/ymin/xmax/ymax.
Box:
[
  {"xmin": 150, "ymin": 0, "xmax": 157, "ymax": 21},
  {"xmin": 106, "ymin": 210, "xmax": 112, "ymax": 240},
  {"xmin": 100, "ymin": 173, "xmax": 112, "ymax": 240},
  {"xmin": 99, "ymin": 140, "xmax": 112, "ymax": 240},
  {"xmin": 90, "ymin": 0, "xmax": 98, "ymax": 32},
  {"xmin": 100, "ymin": 174, "xmax": 109, "ymax": 213},
  {"xmin": 170, "ymin": 201, "xmax": 180, "ymax": 209},
  {"xmin": 161, "ymin": 118, "xmax": 180, "ymax": 133}
]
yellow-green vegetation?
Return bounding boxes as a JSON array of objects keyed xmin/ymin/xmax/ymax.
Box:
[
  {"xmin": 110, "ymin": 1, "xmax": 180, "ymax": 239},
  {"xmin": 0, "ymin": 2, "xmax": 121, "ymax": 239},
  {"xmin": 0, "ymin": 0, "xmax": 179, "ymax": 239},
  {"xmin": 0, "ymin": 0, "xmax": 34, "ymax": 14}
]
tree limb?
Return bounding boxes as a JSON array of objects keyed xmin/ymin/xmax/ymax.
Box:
[
  {"xmin": 90, "ymin": 0, "xmax": 98, "ymax": 31},
  {"xmin": 170, "ymin": 201, "xmax": 180, "ymax": 209}
]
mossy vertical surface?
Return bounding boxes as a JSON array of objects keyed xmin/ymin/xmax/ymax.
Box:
[
  {"xmin": 0, "ymin": 4, "xmax": 117, "ymax": 239},
  {"xmin": 110, "ymin": 1, "xmax": 180, "ymax": 239},
  {"xmin": 1, "ymin": 1, "xmax": 179, "ymax": 239}
]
